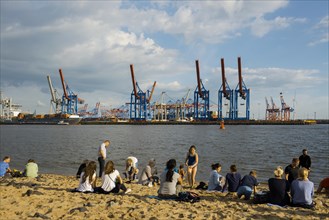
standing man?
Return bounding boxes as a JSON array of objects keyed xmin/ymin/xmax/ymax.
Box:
[
  {"xmin": 299, "ymin": 149, "xmax": 311, "ymax": 170},
  {"xmin": 97, "ymin": 140, "xmax": 110, "ymax": 177}
]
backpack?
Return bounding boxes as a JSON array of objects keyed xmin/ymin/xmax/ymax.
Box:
[
  {"xmin": 253, "ymin": 191, "xmax": 270, "ymax": 204},
  {"xmin": 176, "ymin": 191, "xmax": 200, "ymax": 203}
]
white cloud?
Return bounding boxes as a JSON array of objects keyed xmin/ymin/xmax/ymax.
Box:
[
  {"xmin": 251, "ymin": 16, "xmax": 306, "ymax": 37},
  {"xmin": 308, "ymin": 16, "xmax": 329, "ymax": 46}
]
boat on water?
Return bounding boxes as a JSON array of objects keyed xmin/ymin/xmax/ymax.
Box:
[{"xmin": 6, "ymin": 113, "xmax": 82, "ymax": 125}]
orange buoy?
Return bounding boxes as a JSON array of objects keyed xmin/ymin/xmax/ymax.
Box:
[{"xmin": 220, "ymin": 120, "xmax": 225, "ymax": 129}]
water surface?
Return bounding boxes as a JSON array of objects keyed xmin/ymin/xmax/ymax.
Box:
[{"xmin": 1, "ymin": 124, "xmax": 328, "ymax": 185}]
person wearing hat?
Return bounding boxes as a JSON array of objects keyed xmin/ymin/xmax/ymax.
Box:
[
  {"xmin": 268, "ymin": 166, "xmax": 290, "ymax": 206},
  {"xmin": 299, "ymin": 149, "xmax": 311, "ymax": 170}
]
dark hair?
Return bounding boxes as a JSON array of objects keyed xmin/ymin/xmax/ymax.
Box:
[
  {"xmin": 302, "ymin": 149, "xmax": 307, "ymax": 152},
  {"xmin": 28, "ymin": 159, "xmax": 35, "ymax": 163},
  {"xmin": 104, "ymin": 160, "xmax": 115, "ymax": 175},
  {"xmin": 230, "ymin": 164, "xmax": 237, "ymax": 172},
  {"xmin": 166, "ymin": 159, "xmax": 177, "ymax": 182},
  {"xmin": 3, "ymin": 156, "xmax": 10, "ymax": 161},
  {"xmin": 82, "ymin": 161, "xmax": 96, "ymax": 183},
  {"xmin": 189, "ymin": 145, "xmax": 196, "ymax": 154},
  {"xmin": 292, "ymin": 158, "xmax": 299, "ymax": 163},
  {"xmin": 211, "ymin": 163, "xmax": 221, "ymax": 170},
  {"xmin": 179, "ymin": 164, "xmax": 184, "ymax": 169}
]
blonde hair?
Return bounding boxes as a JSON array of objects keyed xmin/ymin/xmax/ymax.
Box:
[
  {"xmin": 274, "ymin": 166, "xmax": 284, "ymax": 177},
  {"xmin": 298, "ymin": 168, "xmax": 309, "ymax": 180}
]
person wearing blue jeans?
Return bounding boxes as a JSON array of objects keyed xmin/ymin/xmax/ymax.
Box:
[{"xmin": 237, "ymin": 170, "xmax": 259, "ymax": 200}]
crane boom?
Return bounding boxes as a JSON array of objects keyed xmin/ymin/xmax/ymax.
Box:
[
  {"xmin": 47, "ymin": 75, "xmax": 57, "ymax": 102},
  {"xmin": 59, "ymin": 69, "xmax": 70, "ymax": 100},
  {"xmin": 195, "ymin": 60, "xmax": 203, "ymax": 97},
  {"xmin": 220, "ymin": 58, "xmax": 229, "ymax": 98},
  {"xmin": 130, "ymin": 64, "xmax": 139, "ymax": 99},
  {"xmin": 147, "ymin": 81, "xmax": 157, "ymax": 103},
  {"xmin": 237, "ymin": 57, "xmax": 246, "ymax": 99}
]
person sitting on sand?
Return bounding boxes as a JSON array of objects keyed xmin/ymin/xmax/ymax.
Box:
[
  {"xmin": 124, "ymin": 156, "xmax": 139, "ymax": 182},
  {"xmin": 208, "ymin": 163, "xmax": 225, "ymax": 191},
  {"xmin": 158, "ymin": 159, "xmax": 182, "ymax": 198},
  {"xmin": 316, "ymin": 177, "xmax": 329, "ymax": 193},
  {"xmin": 23, "ymin": 159, "xmax": 38, "ymax": 178},
  {"xmin": 76, "ymin": 161, "xmax": 97, "ymax": 193},
  {"xmin": 96, "ymin": 160, "xmax": 131, "ymax": 194},
  {"xmin": 0, "ymin": 156, "xmax": 12, "ymax": 177},
  {"xmin": 178, "ymin": 164, "xmax": 185, "ymax": 181},
  {"xmin": 185, "ymin": 145, "xmax": 198, "ymax": 188},
  {"xmin": 222, "ymin": 164, "xmax": 241, "ymax": 193},
  {"xmin": 285, "ymin": 158, "xmax": 300, "ymax": 190},
  {"xmin": 138, "ymin": 159, "xmax": 158, "ymax": 187},
  {"xmin": 268, "ymin": 166, "xmax": 290, "ymax": 206},
  {"xmin": 291, "ymin": 168, "xmax": 315, "ymax": 209},
  {"xmin": 76, "ymin": 160, "xmax": 89, "ymax": 179},
  {"xmin": 237, "ymin": 170, "xmax": 259, "ymax": 200}
]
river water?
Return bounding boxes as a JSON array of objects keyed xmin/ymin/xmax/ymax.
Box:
[{"xmin": 0, "ymin": 124, "xmax": 328, "ymax": 185}]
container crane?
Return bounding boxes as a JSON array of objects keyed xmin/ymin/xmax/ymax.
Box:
[
  {"xmin": 46, "ymin": 75, "xmax": 62, "ymax": 114},
  {"xmin": 178, "ymin": 89, "xmax": 191, "ymax": 121},
  {"xmin": 271, "ymin": 96, "xmax": 280, "ymax": 120},
  {"xmin": 280, "ymin": 92, "xmax": 294, "ymax": 121},
  {"xmin": 193, "ymin": 60, "xmax": 210, "ymax": 120},
  {"xmin": 146, "ymin": 81, "xmax": 157, "ymax": 120},
  {"xmin": 218, "ymin": 58, "xmax": 234, "ymax": 120},
  {"xmin": 58, "ymin": 69, "xmax": 84, "ymax": 115},
  {"xmin": 129, "ymin": 64, "xmax": 156, "ymax": 121},
  {"xmin": 234, "ymin": 57, "xmax": 250, "ymax": 120}
]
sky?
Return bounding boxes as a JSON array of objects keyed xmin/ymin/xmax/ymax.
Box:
[{"xmin": 1, "ymin": 0, "xmax": 328, "ymax": 119}]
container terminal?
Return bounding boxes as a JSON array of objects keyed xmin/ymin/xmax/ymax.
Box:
[{"xmin": 1, "ymin": 57, "xmax": 327, "ymax": 125}]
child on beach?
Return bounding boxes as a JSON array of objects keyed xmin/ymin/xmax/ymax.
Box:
[
  {"xmin": 23, "ymin": 159, "xmax": 38, "ymax": 178},
  {"xmin": 124, "ymin": 156, "xmax": 139, "ymax": 182},
  {"xmin": 237, "ymin": 170, "xmax": 259, "ymax": 200},
  {"xmin": 0, "ymin": 156, "xmax": 12, "ymax": 177},
  {"xmin": 185, "ymin": 145, "xmax": 198, "ymax": 188},
  {"xmin": 96, "ymin": 160, "xmax": 131, "ymax": 194},
  {"xmin": 222, "ymin": 164, "xmax": 241, "ymax": 193},
  {"xmin": 208, "ymin": 163, "xmax": 225, "ymax": 191},
  {"xmin": 76, "ymin": 161, "xmax": 97, "ymax": 193},
  {"xmin": 178, "ymin": 164, "xmax": 185, "ymax": 181}
]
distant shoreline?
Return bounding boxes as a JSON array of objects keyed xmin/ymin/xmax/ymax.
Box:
[{"xmin": 1, "ymin": 119, "xmax": 328, "ymax": 125}]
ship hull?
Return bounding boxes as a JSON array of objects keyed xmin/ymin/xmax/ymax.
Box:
[{"xmin": 1, "ymin": 115, "xmax": 82, "ymax": 125}]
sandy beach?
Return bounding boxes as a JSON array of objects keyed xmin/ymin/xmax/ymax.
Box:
[{"xmin": 0, "ymin": 174, "xmax": 328, "ymax": 220}]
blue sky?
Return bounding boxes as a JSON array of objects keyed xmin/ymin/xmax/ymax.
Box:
[{"xmin": 1, "ymin": 0, "xmax": 328, "ymax": 119}]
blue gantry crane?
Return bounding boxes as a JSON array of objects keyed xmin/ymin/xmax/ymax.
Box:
[
  {"xmin": 59, "ymin": 69, "xmax": 84, "ymax": 115},
  {"xmin": 129, "ymin": 64, "xmax": 156, "ymax": 121},
  {"xmin": 233, "ymin": 57, "xmax": 250, "ymax": 120},
  {"xmin": 218, "ymin": 58, "xmax": 234, "ymax": 120},
  {"xmin": 193, "ymin": 60, "xmax": 210, "ymax": 120}
]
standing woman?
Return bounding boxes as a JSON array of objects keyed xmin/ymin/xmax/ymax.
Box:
[
  {"xmin": 76, "ymin": 161, "xmax": 97, "ymax": 193},
  {"xmin": 185, "ymin": 145, "xmax": 199, "ymax": 188}
]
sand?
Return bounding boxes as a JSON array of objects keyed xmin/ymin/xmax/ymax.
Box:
[{"xmin": 0, "ymin": 174, "xmax": 328, "ymax": 220}]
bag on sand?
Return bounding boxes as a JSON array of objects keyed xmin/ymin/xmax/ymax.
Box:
[
  {"xmin": 176, "ymin": 191, "xmax": 200, "ymax": 203},
  {"xmin": 253, "ymin": 191, "xmax": 270, "ymax": 204}
]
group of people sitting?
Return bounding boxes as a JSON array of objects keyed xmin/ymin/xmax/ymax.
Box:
[{"xmin": 0, "ymin": 156, "xmax": 38, "ymax": 178}]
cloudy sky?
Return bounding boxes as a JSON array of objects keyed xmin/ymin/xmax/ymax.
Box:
[{"xmin": 1, "ymin": 0, "xmax": 328, "ymax": 119}]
